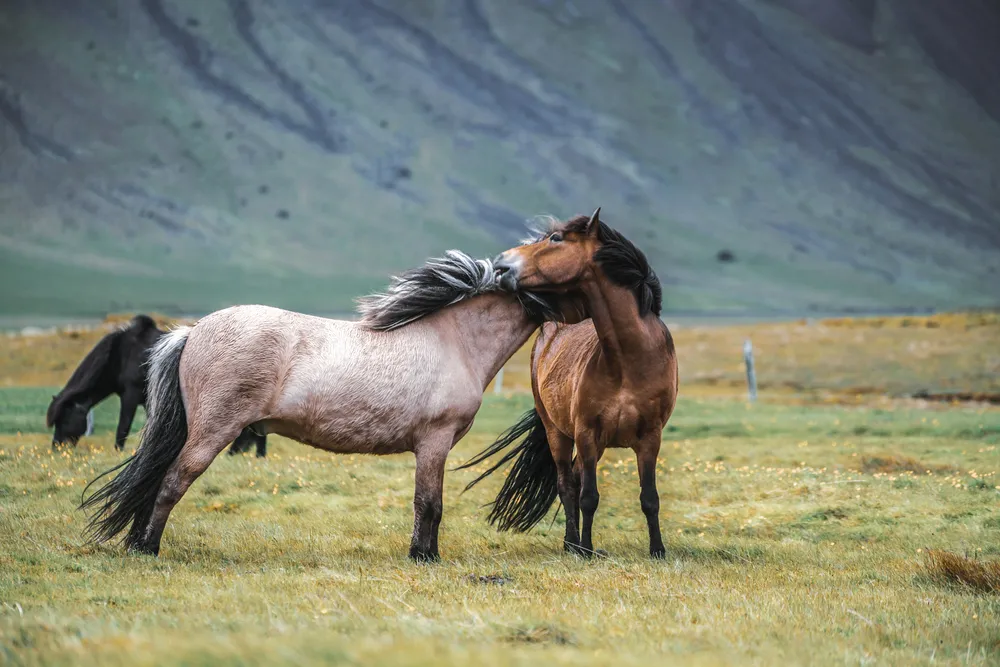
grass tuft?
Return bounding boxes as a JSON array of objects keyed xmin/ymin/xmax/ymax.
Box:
[
  {"xmin": 503, "ymin": 623, "xmax": 575, "ymax": 645},
  {"xmin": 855, "ymin": 454, "xmax": 953, "ymax": 475},
  {"xmin": 924, "ymin": 550, "xmax": 1000, "ymax": 594}
]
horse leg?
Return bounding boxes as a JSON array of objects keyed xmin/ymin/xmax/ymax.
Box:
[
  {"xmin": 409, "ymin": 433, "xmax": 451, "ymax": 562},
  {"xmin": 575, "ymin": 430, "xmax": 600, "ymax": 557},
  {"xmin": 134, "ymin": 425, "xmax": 240, "ymax": 555},
  {"xmin": 636, "ymin": 437, "xmax": 665, "ymax": 559},
  {"xmin": 228, "ymin": 429, "xmax": 251, "ymax": 456},
  {"xmin": 254, "ymin": 433, "xmax": 267, "ymax": 458},
  {"xmin": 547, "ymin": 429, "xmax": 581, "ymax": 554},
  {"xmin": 115, "ymin": 389, "xmax": 140, "ymax": 450}
]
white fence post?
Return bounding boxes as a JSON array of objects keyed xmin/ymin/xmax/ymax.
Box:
[
  {"xmin": 494, "ymin": 367, "xmax": 504, "ymax": 394},
  {"xmin": 744, "ymin": 339, "xmax": 757, "ymax": 403}
]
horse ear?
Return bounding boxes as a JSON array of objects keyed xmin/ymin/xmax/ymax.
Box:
[{"xmin": 584, "ymin": 207, "xmax": 601, "ymax": 236}]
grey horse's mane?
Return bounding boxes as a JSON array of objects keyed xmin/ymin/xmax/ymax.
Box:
[{"xmin": 356, "ymin": 250, "xmax": 558, "ymax": 331}]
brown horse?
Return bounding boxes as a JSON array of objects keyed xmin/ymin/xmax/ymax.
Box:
[
  {"xmin": 81, "ymin": 250, "xmax": 584, "ymax": 561},
  {"xmin": 460, "ymin": 209, "xmax": 678, "ymax": 558}
]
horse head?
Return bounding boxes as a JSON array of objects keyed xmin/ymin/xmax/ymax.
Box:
[
  {"xmin": 52, "ymin": 402, "xmax": 90, "ymax": 448},
  {"xmin": 494, "ymin": 208, "xmax": 602, "ymax": 293}
]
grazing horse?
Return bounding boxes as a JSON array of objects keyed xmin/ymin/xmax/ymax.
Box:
[
  {"xmin": 80, "ymin": 249, "xmax": 583, "ymax": 561},
  {"xmin": 460, "ymin": 209, "xmax": 679, "ymax": 558},
  {"xmin": 47, "ymin": 314, "xmax": 267, "ymax": 456},
  {"xmin": 48, "ymin": 315, "xmax": 164, "ymax": 450}
]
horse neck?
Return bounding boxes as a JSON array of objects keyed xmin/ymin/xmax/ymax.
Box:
[
  {"xmin": 434, "ymin": 293, "xmax": 537, "ymax": 391},
  {"xmin": 580, "ymin": 273, "xmax": 656, "ymax": 381}
]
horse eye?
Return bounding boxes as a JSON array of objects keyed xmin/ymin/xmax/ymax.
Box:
[{"xmin": 549, "ymin": 233, "xmax": 563, "ymax": 243}]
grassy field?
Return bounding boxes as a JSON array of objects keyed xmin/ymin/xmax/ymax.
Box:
[{"xmin": 1, "ymin": 315, "xmax": 999, "ymax": 665}]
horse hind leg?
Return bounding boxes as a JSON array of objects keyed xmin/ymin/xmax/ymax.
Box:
[
  {"xmin": 547, "ymin": 430, "xmax": 582, "ymax": 554},
  {"xmin": 137, "ymin": 422, "xmax": 246, "ymax": 555}
]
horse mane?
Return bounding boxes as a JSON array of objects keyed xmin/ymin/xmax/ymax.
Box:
[
  {"xmin": 537, "ymin": 215, "xmax": 663, "ymax": 317},
  {"xmin": 46, "ymin": 314, "xmax": 160, "ymax": 427},
  {"xmin": 356, "ymin": 250, "xmax": 562, "ymax": 331}
]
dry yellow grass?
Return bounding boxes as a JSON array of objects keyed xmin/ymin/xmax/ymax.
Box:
[
  {"xmin": 4, "ymin": 311, "xmax": 998, "ymax": 401},
  {"xmin": 924, "ymin": 550, "xmax": 1000, "ymax": 595},
  {"xmin": 0, "ymin": 314, "xmax": 182, "ymax": 388}
]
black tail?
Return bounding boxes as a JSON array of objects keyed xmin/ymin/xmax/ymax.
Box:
[
  {"xmin": 80, "ymin": 328, "xmax": 191, "ymax": 549},
  {"xmin": 457, "ymin": 408, "xmax": 558, "ymax": 532}
]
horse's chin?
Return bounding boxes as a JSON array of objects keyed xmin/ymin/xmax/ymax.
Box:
[{"xmin": 498, "ymin": 272, "xmax": 519, "ymax": 292}]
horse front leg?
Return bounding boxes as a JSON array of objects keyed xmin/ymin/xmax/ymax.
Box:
[
  {"xmin": 409, "ymin": 434, "xmax": 451, "ymax": 562},
  {"xmin": 574, "ymin": 430, "xmax": 600, "ymax": 557},
  {"xmin": 636, "ymin": 436, "xmax": 665, "ymax": 559},
  {"xmin": 115, "ymin": 389, "xmax": 140, "ymax": 450}
]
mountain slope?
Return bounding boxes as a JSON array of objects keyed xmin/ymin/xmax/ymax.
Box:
[{"xmin": 1, "ymin": 0, "xmax": 998, "ymax": 316}]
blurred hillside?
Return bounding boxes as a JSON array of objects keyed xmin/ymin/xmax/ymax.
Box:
[{"xmin": 1, "ymin": 0, "xmax": 998, "ymax": 317}]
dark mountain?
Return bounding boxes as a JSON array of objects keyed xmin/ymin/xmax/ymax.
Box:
[{"xmin": 1, "ymin": 0, "xmax": 998, "ymax": 316}]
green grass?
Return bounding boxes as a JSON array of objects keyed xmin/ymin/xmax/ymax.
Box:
[{"xmin": 2, "ymin": 391, "xmax": 999, "ymax": 665}]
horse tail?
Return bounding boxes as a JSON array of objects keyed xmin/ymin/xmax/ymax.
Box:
[
  {"xmin": 80, "ymin": 327, "xmax": 191, "ymax": 549},
  {"xmin": 47, "ymin": 330, "xmax": 119, "ymax": 427},
  {"xmin": 456, "ymin": 408, "xmax": 558, "ymax": 532}
]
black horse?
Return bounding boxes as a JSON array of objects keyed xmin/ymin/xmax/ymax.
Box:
[{"xmin": 47, "ymin": 314, "xmax": 267, "ymax": 456}]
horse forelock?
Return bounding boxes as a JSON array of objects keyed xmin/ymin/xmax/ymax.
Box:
[
  {"xmin": 356, "ymin": 250, "xmax": 504, "ymax": 331},
  {"xmin": 520, "ymin": 214, "xmax": 562, "ymax": 245}
]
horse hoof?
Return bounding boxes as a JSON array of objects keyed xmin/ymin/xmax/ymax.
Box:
[
  {"xmin": 564, "ymin": 542, "xmax": 595, "ymax": 558},
  {"xmin": 126, "ymin": 544, "xmax": 159, "ymax": 557},
  {"xmin": 650, "ymin": 548, "xmax": 666, "ymax": 560},
  {"xmin": 409, "ymin": 547, "xmax": 440, "ymax": 563}
]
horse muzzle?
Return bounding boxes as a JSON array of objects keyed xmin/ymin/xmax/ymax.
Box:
[{"xmin": 493, "ymin": 255, "xmax": 520, "ymax": 291}]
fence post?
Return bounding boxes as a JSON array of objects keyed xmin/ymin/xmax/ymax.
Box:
[
  {"xmin": 743, "ymin": 339, "xmax": 757, "ymax": 403},
  {"xmin": 494, "ymin": 366, "xmax": 504, "ymax": 395}
]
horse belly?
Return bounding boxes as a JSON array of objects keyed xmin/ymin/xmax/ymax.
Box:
[
  {"xmin": 271, "ymin": 365, "xmax": 431, "ymax": 455},
  {"xmin": 267, "ymin": 417, "xmax": 414, "ymax": 455}
]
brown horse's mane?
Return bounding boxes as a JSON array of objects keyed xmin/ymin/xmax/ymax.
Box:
[
  {"xmin": 355, "ymin": 250, "xmax": 562, "ymax": 331},
  {"xmin": 529, "ymin": 215, "xmax": 663, "ymax": 317}
]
